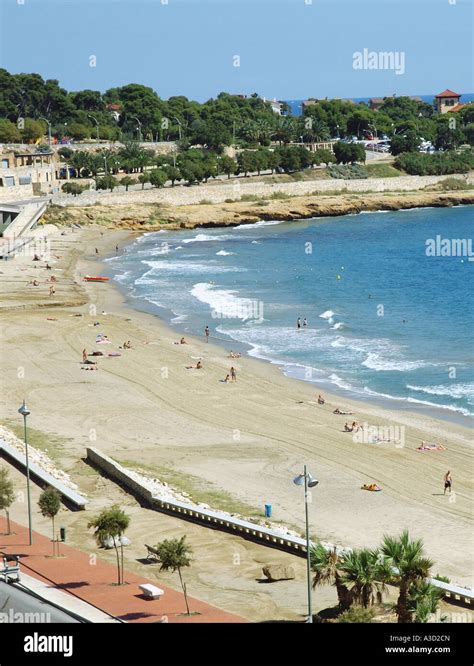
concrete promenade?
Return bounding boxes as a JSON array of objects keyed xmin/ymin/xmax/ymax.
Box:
[{"xmin": 0, "ymin": 518, "xmax": 245, "ymax": 623}]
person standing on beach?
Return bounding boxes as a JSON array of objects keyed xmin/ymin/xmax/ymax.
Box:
[
  {"xmin": 444, "ymin": 471, "xmax": 452, "ymax": 495},
  {"xmin": 230, "ymin": 367, "xmax": 237, "ymax": 382},
  {"xmin": 205, "ymin": 325, "xmax": 210, "ymax": 342},
  {"xmin": 82, "ymin": 349, "xmax": 87, "ymax": 363},
  {"xmin": 297, "ymin": 318, "xmax": 301, "ymax": 330}
]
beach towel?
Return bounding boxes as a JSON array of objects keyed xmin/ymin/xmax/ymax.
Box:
[{"xmin": 108, "ymin": 352, "xmax": 121, "ymax": 357}]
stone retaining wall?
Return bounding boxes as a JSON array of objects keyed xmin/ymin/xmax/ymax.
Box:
[{"xmin": 51, "ymin": 173, "xmax": 473, "ymax": 208}]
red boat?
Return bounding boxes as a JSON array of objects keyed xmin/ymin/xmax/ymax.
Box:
[{"xmin": 83, "ymin": 276, "xmax": 110, "ymax": 282}]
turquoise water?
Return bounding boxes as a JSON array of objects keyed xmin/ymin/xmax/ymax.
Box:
[{"xmin": 107, "ymin": 206, "xmax": 474, "ymax": 423}]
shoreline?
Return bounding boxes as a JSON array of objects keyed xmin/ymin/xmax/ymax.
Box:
[
  {"xmin": 1, "ymin": 225, "xmax": 472, "ymax": 588},
  {"xmin": 108, "ymin": 262, "xmax": 474, "ymax": 429},
  {"xmin": 43, "ymin": 187, "xmax": 474, "ymax": 231},
  {"xmin": 102, "ymin": 212, "xmax": 473, "ymax": 429}
]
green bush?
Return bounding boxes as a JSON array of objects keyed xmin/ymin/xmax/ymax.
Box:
[
  {"xmin": 328, "ymin": 164, "xmax": 368, "ymax": 179},
  {"xmin": 394, "ymin": 150, "xmax": 474, "ymax": 175},
  {"xmin": 338, "ymin": 606, "xmax": 375, "ymax": 623}
]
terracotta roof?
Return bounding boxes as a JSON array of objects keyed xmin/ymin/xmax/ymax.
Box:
[
  {"xmin": 448, "ymin": 103, "xmax": 465, "ymax": 113},
  {"xmin": 107, "ymin": 103, "xmax": 122, "ymax": 110},
  {"xmin": 435, "ymin": 89, "xmax": 461, "ymax": 98}
]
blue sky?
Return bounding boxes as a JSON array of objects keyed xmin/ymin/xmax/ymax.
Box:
[{"xmin": 0, "ymin": 0, "xmax": 472, "ymax": 101}]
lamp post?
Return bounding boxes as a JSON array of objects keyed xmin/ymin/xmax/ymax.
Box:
[
  {"xmin": 39, "ymin": 117, "xmax": 52, "ymax": 146},
  {"xmin": 18, "ymin": 401, "xmax": 33, "ymax": 546},
  {"xmin": 131, "ymin": 116, "xmax": 142, "ymax": 142},
  {"xmin": 88, "ymin": 114, "xmax": 100, "ymax": 142},
  {"xmin": 293, "ymin": 466, "xmax": 319, "ymax": 623}
]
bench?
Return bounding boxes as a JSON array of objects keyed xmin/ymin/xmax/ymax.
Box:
[
  {"xmin": 145, "ymin": 543, "xmax": 160, "ymax": 562},
  {"xmin": 0, "ymin": 556, "xmax": 20, "ymax": 583},
  {"xmin": 139, "ymin": 583, "xmax": 164, "ymax": 600}
]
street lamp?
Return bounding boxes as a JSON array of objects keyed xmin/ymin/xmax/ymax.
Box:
[
  {"xmin": 39, "ymin": 117, "xmax": 52, "ymax": 146},
  {"xmin": 18, "ymin": 401, "xmax": 33, "ymax": 546},
  {"xmin": 293, "ymin": 465, "xmax": 318, "ymax": 623},
  {"xmin": 88, "ymin": 114, "xmax": 100, "ymax": 142},
  {"xmin": 131, "ymin": 116, "xmax": 142, "ymax": 142}
]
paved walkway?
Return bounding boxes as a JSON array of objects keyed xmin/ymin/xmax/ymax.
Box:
[{"xmin": 0, "ymin": 518, "xmax": 244, "ymax": 623}]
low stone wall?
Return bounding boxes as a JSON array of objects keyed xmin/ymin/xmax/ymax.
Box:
[
  {"xmin": 86, "ymin": 446, "xmax": 474, "ymax": 605},
  {"xmin": 52, "ymin": 173, "xmax": 473, "ymax": 208}
]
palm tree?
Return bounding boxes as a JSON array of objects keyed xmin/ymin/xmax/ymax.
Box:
[
  {"xmin": 88, "ymin": 505, "xmax": 130, "ymax": 585},
  {"xmin": 381, "ymin": 530, "xmax": 434, "ymax": 623},
  {"xmin": 272, "ymin": 117, "xmax": 295, "ymax": 146},
  {"xmin": 310, "ymin": 543, "xmax": 352, "ymax": 611},
  {"xmin": 339, "ymin": 548, "xmax": 391, "ymax": 608},
  {"xmin": 408, "ymin": 580, "xmax": 444, "ymax": 623},
  {"xmin": 155, "ymin": 536, "xmax": 193, "ymax": 615}
]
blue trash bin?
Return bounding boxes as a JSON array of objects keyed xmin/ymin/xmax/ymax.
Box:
[{"xmin": 264, "ymin": 503, "xmax": 272, "ymax": 518}]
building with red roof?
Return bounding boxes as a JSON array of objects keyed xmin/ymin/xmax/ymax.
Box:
[{"xmin": 435, "ymin": 89, "xmax": 461, "ymax": 114}]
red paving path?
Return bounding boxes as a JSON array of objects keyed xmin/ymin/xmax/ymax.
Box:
[{"xmin": 0, "ymin": 518, "xmax": 245, "ymax": 623}]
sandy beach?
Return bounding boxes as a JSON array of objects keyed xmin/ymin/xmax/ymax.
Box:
[{"xmin": 0, "ymin": 223, "xmax": 472, "ymax": 621}]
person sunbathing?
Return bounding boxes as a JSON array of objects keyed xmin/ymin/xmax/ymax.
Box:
[
  {"xmin": 417, "ymin": 441, "xmax": 446, "ymax": 451},
  {"xmin": 186, "ymin": 361, "xmax": 203, "ymax": 369},
  {"xmin": 317, "ymin": 394, "xmax": 325, "ymax": 405},
  {"xmin": 351, "ymin": 421, "xmax": 361, "ymax": 432},
  {"xmin": 362, "ymin": 483, "xmax": 382, "ymax": 491},
  {"xmin": 344, "ymin": 422, "xmax": 353, "ymax": 432},
  {"xmin": 180, "ymin": 337, "xmax": 187, "ymax": 344},
  {"xmin": 26, "ymin": 280, "xmax": 40, "ymax": 286},
  {"xmin": 333, "ymin": 408, "xmax": 354, "ymax": 415}
]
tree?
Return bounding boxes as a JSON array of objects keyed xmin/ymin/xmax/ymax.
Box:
[
  {"xmin": 312, "ymin": 148, "xmax": 335, "ymax": 166},
  {"xmin": 333, "ymin": 141, "xmax": 365, "ymax": 164},
  {"xmin": 237, "ymin": 150, "xmax": 257, "ymax": 176},
  {"xmin": 339, "ymin": 548, "xmax": 391, "ymax": 608},
  {"xmin": 0, "ymin": 468, "xmax": 15, "ymax": 535},
  {"xmin": 96, "ymin": 175, "xmax": 118, "ymax": 192},
  {"xmin": 155, "ymin": 536, "xmax": 193, "ymax": 615},
  {"xmin": 390, "ymin": 131, "xmax": 420, "ymax": 156},
  {"xmin": 218, "ymin": 155, "xmax": 236, "ymax": 179},
  {"xmin": 120, "ymin": 176, "xmax": 136, "ymax": 191},
  {"xmin": 21, "ymin": 118, "xmax": 46, "ymax": 143},
  {"xmin": 381, "ymin": 530, "xmax": 434, "ymax": 623},
  {"xmin": 407, "ymin": 580, "xmax": 444, "ymax": 623},
  {"xmin": 88, "ymin": 505, "xmax": 130, "ymax": 585},
  {"xmin": 62, "ymin": 182, "xmax": 88, "ymax": 196},
  {"xmin": 149, "ymin": 168, "xmax": 167, "ymax": 188},
  {"xmin": 38, "ymin": 487, "xmax": 61, "ymax": 555},
  {"xmin": 67, "ymin": 122, "xmax": 91, "ymax": 141},
  {"xmin": 165, "ymin": 166, "xmax": 182, "ymax": 186},
  {"xmin": 310, "ymin": 543, "xmax": 352, "ymax": 611},
  {"xmin": 254, "ymin": 149, "xmax": 269, "ymax": 175},
  {"xmin": 0, "ymin": 118, "xmax": 21, "ymax": 142},
  {"xmin": 435, "ymin": 123, "xmax": 465, "ymax": 151},
  {"xmin": 138, "ymin": 172, "xmax": 150, "ymax": 189}
]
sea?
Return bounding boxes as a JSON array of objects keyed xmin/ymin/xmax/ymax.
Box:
[
  {"xmin": 106, "ymin": 206, "xmax": 474, "ymax": 425},
  {"xmin": 285, "ymin": 93, "xmax": 474, "ymax": 116}
]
